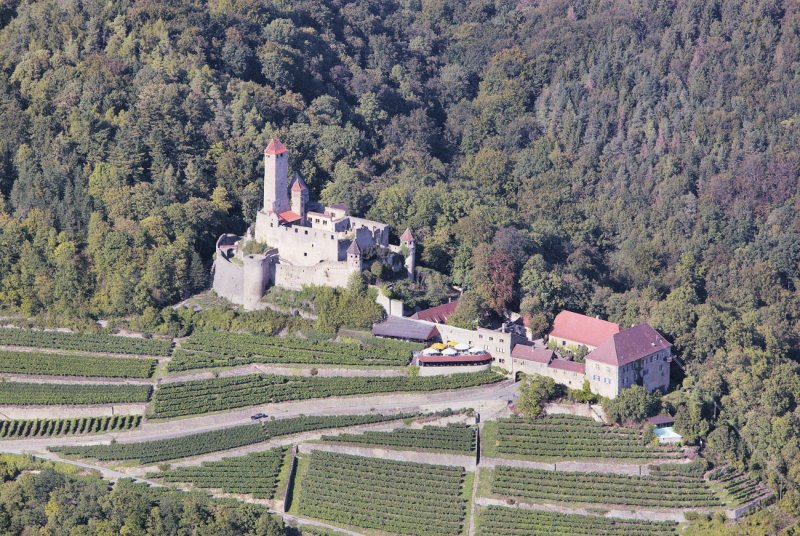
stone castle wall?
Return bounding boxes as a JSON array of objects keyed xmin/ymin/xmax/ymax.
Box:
[
  {"xmin": 255, "ymin": 210, "xmax": 341, "ymax": 265},
  {"xmin": 212, "ymin": 253, "xmax": 245, "ymax": 305},
  {"xmin": 274, "ymin": 262, "xmax": 356, "ymax": 291}
]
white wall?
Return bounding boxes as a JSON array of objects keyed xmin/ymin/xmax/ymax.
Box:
[
  {"xmin": 418, "ymin": 363, "xmax": 491, "ymax": 376},
  {"xmin": 255, "ymin": 211, "xmax": 341, "ymax": 265}
]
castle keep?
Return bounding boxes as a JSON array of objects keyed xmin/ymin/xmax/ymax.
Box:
[{"xmin": 213, "ymin": 139, "xmax": 414, "ymax": 309}]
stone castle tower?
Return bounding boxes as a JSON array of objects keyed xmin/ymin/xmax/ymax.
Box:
[
  {"xmin": 263, "ymin": 138, "xmax": 290, "ymax": 214},
  {"xmin": 400, "ymin": 228, "xmax": 416, "ymax": 280},
  {"xmin": 347, "ymin": 240, "xmax": 362, "ymax": 272},
  {"xmin": 290, "ymin": 172, "xmax": 309, "ymax": 224}
]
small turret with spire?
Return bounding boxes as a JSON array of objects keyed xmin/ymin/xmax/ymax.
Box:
[
  {"xmin": 400, "ymin": 228, "xmax": 416, "ymax": 280},
  {"xmin": 347, "ymin": 240, "xmax": 362, "ymax": 272},
  {"xmin": 289, "ymin": 172, "xmax": 309, "ymax": 224}
]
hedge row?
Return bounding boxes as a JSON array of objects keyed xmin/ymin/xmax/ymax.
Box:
[
  {"xmin": 51, "ymin": 413, "xmax": 412, "ymax": 463},
  {"xmin": 496, "ymin": 415, "xmax": 681, "ymax": 460},
  {"xmin": 0, "ymin": 415, "xmax": 142, "ymax": 438},
  {"xmin": 710, "ymin": 467, "xmax": 767, "ymax": 506},
  {"xmin": 167, "ymin": 332, "xmax": 421, "ymax": 370},
  {"xmin": 492, "ymin": 466, "xmax": 722, "ymax": 508},
  {"xmin": 298, "ymin": 451, "xmax": 467, "ymax": 536},
  {"xmin": 0, "ymin": 382, "xmax": 151, "ymax": 405},
  {"xmin": 152, "ymin": 447, "xmax": 288, "ymax": 499},
  {"xmin": 0, "ymin": 350, "xmax": 156, "ymax": 378},
  {"xmin": 476, "ymin": 505, "xmax": 677, "ymax": 535},
  {"xmin": 151, "ymin": 372, "xmax": 503, "ymax": 418},
  {"xmin": 0, "ymin": 327, "xmax": 171, "ymax": 355}
]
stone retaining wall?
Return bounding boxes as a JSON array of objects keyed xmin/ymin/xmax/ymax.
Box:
[{"xmin": 298, "ymin": 442, "xmax": 477, "ymax": 470}]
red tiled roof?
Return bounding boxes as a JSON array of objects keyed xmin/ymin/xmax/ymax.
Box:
[
  {"xmin": 400, "ymin": 228, "xmax": 415, "ymax": 242},
  {"xmin": 418, "ymin": 353, "xmax": 493, "ymax": 365},
  {"xmin": 511, "ymin": 345, "xmax": 554, "ymax": 364},
  {"xmin": 550, "ymin": 310, "xmax": 620, "ymax": 348},
  {"xmin": 586, "ymin": 323, "xmax": 672, "ymax": 367},
  {"xmin": 291, "ymin": 173, "xmax": 307, "ymax": 192},
  {"xmin": 347, "ymin": 241, "xmax": 361, "ymax": 255},
  {"xmin": 548, "ymin": 359, "xmax": 586, "ymax": 374},
  {"xmin": 411, "ymin": 300, "xmax": 459, "ymax": 324},
  {"xmin": 265, "ymin": 138, "xmax": 288, "ymax": 155},
  {"xmin": 278, "ymin": 210, "xmax": 302, "ymax": 223}
]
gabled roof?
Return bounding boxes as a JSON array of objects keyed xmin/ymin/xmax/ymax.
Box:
[
  {"xmin": 290, "ymin": 173, "xmax": 307, "ymax": 192},
  {"xmin": 548, "ymin": 359, "xmax": 586, "ymax": 374},
  {"xmin": 411, "ymin": 300, "xmax": 459, "ymax": 324},
  {"xmin": 550, "ymin": 310, "xmax": 620, "ymax": 348},
  {"xmin": 278, "ymin": 210, "xmax": 302, "ymax": 223},
  {"xmin": 586, "ymin": 323, "xmax": 672, "ymax": 367},
  {"xmin": 400, "ymin": 228, "xmax": 415, "ymax": 242},
  {"xmin": 347, "ymin": 240, "xmax": 361, "ymax": 255},
  {"xmin": 648, "ymin": 414, "xmax": 675, "ymax": 426},
  {"xmin": 265, "ymin": 138, "xmax": 288, "ymax": 155},
  {"xmin": 511, "ymin": 344, "xmax": 554, "ymax": 364},
  {"xmin": 372, "ymin": 316, "xmax": 439, "ymax": 342}
]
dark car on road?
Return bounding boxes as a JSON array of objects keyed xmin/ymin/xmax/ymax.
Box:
[{"xmin": 250, "ymin": 413, "xmax": 267, "ymax": 420}]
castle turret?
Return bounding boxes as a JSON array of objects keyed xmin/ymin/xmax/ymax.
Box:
[
  {"xmin": 264, "ymin": 138, "xmax": 289, "ymax": 214},
  {"xmin": 400, "ymin": 228, "xmax": 416, "ymax": 280},
  {"xmin": 347, "ymin": 240, "xmax": 362, "ymax": 272},
  {"xmin": 290, "ymin": 172, "xmax": 309, "ymax": 224},
  {"xmin": 242, "ymin": 254, "xmax": 271, "ymax": 310}
]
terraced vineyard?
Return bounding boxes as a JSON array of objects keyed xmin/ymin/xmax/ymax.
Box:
[
  {"xmin": 0, "ymin": 382, "xmax": 151, "ymax": 405},
  {"xmin": 0, "ymin": 415, "xmax": 142, "ymax": 438},
  {"xmin": 0, "ymin": 327, "xmax": 172, "ymax": 355},
  {"xmin": 494, "ymin": 415, "xmax": 682, "ymax": 460},
  {"xmin": 323, "ymin": 423, "xmax": 476, "ymax": 453},
  {"xmin": 298, "ymin": 451, "xmax": 467, "ymax": 535},
  {"xmin": 168, "ymin": 332, "xmax": 421, "ymax": 370},
  {"xmin": 151, "ymin": 372, "xmax": 502, "ymax": 418},
  {"xmin": 476, "ymin": 505, "xmax": 678, "ymax": 535},
  {"xmin": 152, "ymin": 447, "xmax": 288, "ymax": 498},
  {"xmin": 709, "ymin": 466, "xmax": 769, "ymax": 506},
  {"xmin": 51, "ymin": 413, "xmax": 411, "ymax": 463},
  {"xmin": 0, "ymin": 350, "xmax": 156, "ymax": 378},
  {"xmin": 491, "ymin": 465, "xmax": 722, "ymax": 508}
]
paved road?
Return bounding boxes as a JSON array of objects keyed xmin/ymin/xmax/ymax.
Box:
[{"xmin": 0, "ymin": 380, "xmax": 517, "ymax": 453}]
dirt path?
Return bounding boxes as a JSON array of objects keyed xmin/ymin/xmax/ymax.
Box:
[
  {"xmin": 473, "ymin": 496, "xmax": 688, "ymax": 523},
  {"xmin": 160, "ymin": 364, "xmax": 408, "ymax": 383},
  {"xmin": 0, "ymin": 374, "xmax": 153, "ymax": 385},
  {"xmin": 298, "ymin": 442, "xmax": 477, "ymax": 469},
  {"xmin": 0, "ymin": 403, "xmax": 147, "ymax": 419},
  {"xmin": 0, "ymin": 345, "xmax": 168, "ymax": 361},
  {"xmin": 481, "ymin": 456, "xmax": 651, "ymax": 476}
]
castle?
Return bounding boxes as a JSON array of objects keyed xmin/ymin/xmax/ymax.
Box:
[{"xmin": 213, "ymin": 139, "xmax": 415, "ymax": 309}]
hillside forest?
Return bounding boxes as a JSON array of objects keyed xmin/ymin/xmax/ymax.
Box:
[{"xmin": 0, "ymin": 0, "xmax": 799, "ymax": 514}]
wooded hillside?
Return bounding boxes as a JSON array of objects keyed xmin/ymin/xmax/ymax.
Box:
[{"xmin": 0, "ymin": 0, "xmax": 799, "ymax": 509}]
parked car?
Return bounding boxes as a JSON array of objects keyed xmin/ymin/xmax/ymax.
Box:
[{"xmin": 250, "ymin": 413, "xmax": 268, "ymax": 420}]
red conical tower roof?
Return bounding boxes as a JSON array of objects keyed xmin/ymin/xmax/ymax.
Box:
[
  {"xmin": 347, "ymin": 240, "xmax": 361, "ymax": 255},
  {"xmin": 265, "ymin": 138, "xmax": 288, "ymax": 155},
  {"xmin": 400, "ymin": 228, "xmax": 415, "ymax": 242}
]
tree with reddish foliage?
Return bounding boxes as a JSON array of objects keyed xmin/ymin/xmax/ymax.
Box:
[{"xmin": 487, "ymin": 249, "xmax": 516, "ymax": 314}]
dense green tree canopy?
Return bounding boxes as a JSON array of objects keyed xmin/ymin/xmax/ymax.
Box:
[{"xmin": 0, "ymin": 0, "xmax": 799, "ymax": 508}]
